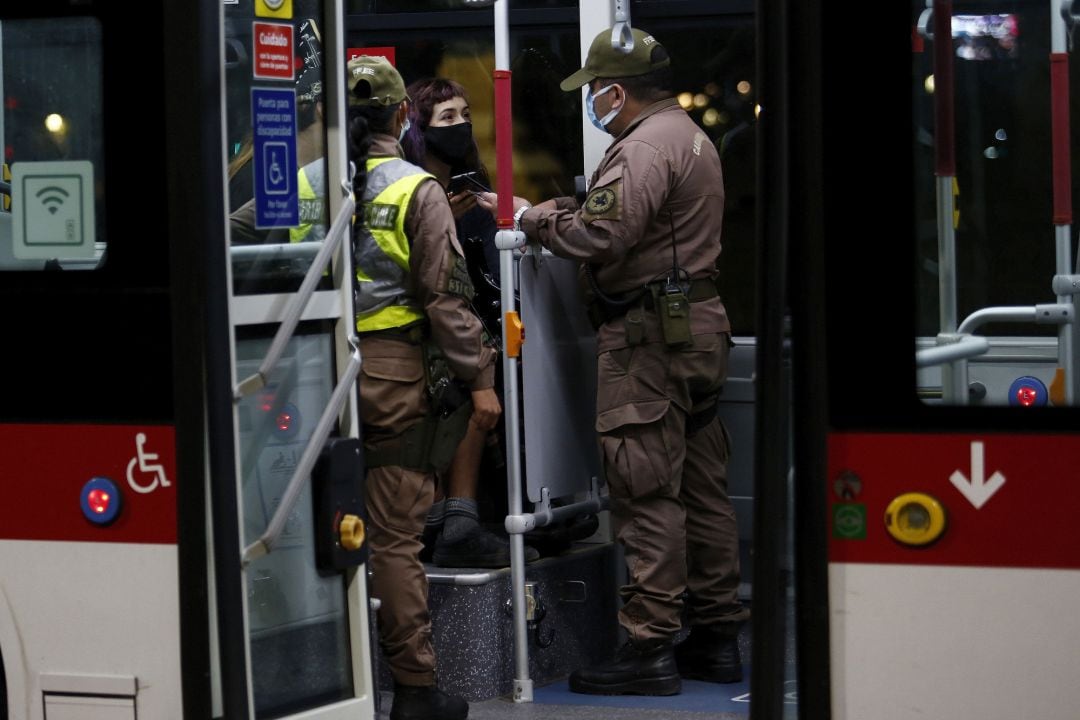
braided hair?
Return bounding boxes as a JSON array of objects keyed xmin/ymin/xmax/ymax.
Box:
[{"xmin": 346, "ymin": 102, "xmax": 398, "ymax": 202}]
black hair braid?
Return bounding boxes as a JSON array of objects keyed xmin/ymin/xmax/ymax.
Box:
[
  {"xmin": 347, "ymin": 103, "xmax": 398, "ymax": 200},
  {"xmin": 347, "ymin": 105, "xmax": 374, "ymax": 200}
]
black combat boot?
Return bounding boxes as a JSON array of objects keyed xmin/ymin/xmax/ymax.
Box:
[
  {"xmin": 568, "ymin": 639, "xmax": 682, "ymax": 696},
  {"xmin": 674, "ymin": 623, "xmax": 743, "ymax": 683},
  {"xmin": 389, "ymin": 683, "xmax": 468, "ymax": 720},
  {"xmin": 432, "ymin": 525, "xmax": 539, "ymax": 568}
]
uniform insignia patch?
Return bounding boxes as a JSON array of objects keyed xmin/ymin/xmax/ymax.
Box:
[
  {"xmin": 583, "ymin": 185, "xmax": 619, "ymax": 221},
  {"xmin": 447, "ymin": 253, "xmax": 476, "ymax": 301},
  {"xmin": 363, "ymin": 203, "xmax": 399, "ymax": 230}
]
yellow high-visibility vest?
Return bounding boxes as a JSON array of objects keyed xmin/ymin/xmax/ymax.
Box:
[{"xmin": 354, "ymin": 156, "xmax": 433, "ymax": 332}]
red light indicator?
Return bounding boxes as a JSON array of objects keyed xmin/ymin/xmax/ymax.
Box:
[
  {"xmin": 1016, "ymin": 385, "xmax": 1038, "ymax": 407},
  {"xmin": 276, "ymin": 412, "xmax": 293, "ymax": 432},
  {"xmin": 81, "ymin": 477, "xmax": 122, "ymax": 525},
  {"xmin": 87, "ymin": 488, "xmax": 111, "ymax": 514}
]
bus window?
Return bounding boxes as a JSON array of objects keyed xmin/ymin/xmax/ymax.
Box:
[
  {"xmin": 349, "ymin": 4, "xmax": 757, "ymax": 332},
  {"xmin": 348, "ymin": 23, "xmax": 584, "ymax": 217},
  {"xmin": 914, "ymin": 3, "xmax": 1077, "ymax": 406},
  {"xmin": 632, "ymin": 14, "xmax": 756, "ymax": 335},
  {"xmin": 0, "ymin": 17, "xmax": 105, "ymax": 271},
  {"xmin": 225, "ymin": 2, "xmax": 333, "ymax": 296}
]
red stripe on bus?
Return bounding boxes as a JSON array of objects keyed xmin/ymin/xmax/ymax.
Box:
[
  {"xmin": 0, "ymin": 424, "xmax": 178, "ymax": 544},
  {"xmin": 827, "ymin": 432, "xmax": 1080, "ymax": 569}
]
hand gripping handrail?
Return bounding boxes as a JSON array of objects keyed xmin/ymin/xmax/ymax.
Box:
[
  {"xmin": 242, "ymin": 345, "xmax": 361, "ymax": 566},
  {"xmin": 233, "ymin": 195, "xmax": 356, "ymax": 399}
]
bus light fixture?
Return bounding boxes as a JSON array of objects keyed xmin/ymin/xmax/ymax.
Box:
[
  {"xmin": 80, "ymin": 476, "xmax": 123, "ymax": 526},
  {"xmin": 1008, "ymin": 376, "xmax": 1048, "ymax": 407}
]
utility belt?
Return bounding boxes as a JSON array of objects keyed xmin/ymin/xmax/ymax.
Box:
[
  {"xmin": 586, "ymin": 278, "xmax": 718, "ymax": 347},
  {"xmin": 362, "ymin": 324, "xmax": 473, "ymax": 473},
  {"xmin": 357, "ymin": 320, "xmax": 427, "ymax": 345}
]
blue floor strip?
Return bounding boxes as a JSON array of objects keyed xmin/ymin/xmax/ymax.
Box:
[{"xmin": 532, "ymin": 669, "xmax": 751, "ymax": 714}]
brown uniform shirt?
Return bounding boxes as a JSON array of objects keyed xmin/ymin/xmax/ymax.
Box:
[
  {"xmin": 521, "ymin": 98, "xmax": 730, "ymax": 352},
  {"xmin": 367, "ymin": 134, "xmax": 496, "ymax": 391}
]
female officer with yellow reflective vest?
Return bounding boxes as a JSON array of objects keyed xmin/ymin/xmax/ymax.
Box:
[{"xmin": 345, "ymin": 54, "xmax": 499, "ymax": 720}]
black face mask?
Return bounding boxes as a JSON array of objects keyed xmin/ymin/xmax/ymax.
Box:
[{"xmin": 424, "ymin": 122, "xmax": 474, "ymax": 167}]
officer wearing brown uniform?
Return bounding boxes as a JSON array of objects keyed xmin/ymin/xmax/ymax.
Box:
[
  {"xmin": 478, "ymin": 27, "xmax": 748, "ymax": 696},
  {"xmin": 348, "ymin": 55, "xmax": 499, "ymax": 720}
]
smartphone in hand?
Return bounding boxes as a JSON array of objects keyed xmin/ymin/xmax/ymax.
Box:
[{"xmin": 447, "ymin": 171, "xmax": 489, "ymax": 195}]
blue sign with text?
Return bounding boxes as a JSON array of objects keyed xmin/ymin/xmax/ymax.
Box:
[{"xmin": 252, "ymin": 87, "xmax": 298, "ymax": 228}]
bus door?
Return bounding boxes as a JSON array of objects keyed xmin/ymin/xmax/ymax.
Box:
[
  {"xmin": 223, "ymin": 0, "xmax": 377, "ymax": 718},
  {"xmin": 794, "ymin": 2, "xmax": 1080, "ymax": 718}
]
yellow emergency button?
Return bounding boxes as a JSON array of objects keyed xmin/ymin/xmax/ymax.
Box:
[
  {"xmin": 504, "ymin": 311, "xmax": 524, "ymax": 358},
  {"xmin": 884, "ymin": 492, "xmax": 946, "ymax": 546},
  {"xmin": 339, "ymin": 514, "xmax": 365, "ymax": 551}
]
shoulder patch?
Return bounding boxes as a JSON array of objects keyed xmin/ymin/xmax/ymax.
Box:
[
  {"xmin": 446, "ymin": 252, "xmax": 476, "ymax": 302},
  {"xmin": 582, "ymin": 183, "xmax": 620, "ymax": 222}
]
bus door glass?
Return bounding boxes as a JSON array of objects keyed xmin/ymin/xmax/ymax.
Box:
[
  {"xmin": 914, "ymin": 3, "xmax": 1073, "ymax": 407},
  {"xmin": 224, "ymin": 1, "xmax": 368, "ymax": 717}
]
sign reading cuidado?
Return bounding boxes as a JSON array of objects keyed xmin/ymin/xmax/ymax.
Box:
[
  {"xmin": 12, "ymin": 160, "xmax": 95, "ymax": 260},
  {"xmin": 253, "ymin": 22, "xmax": 294, "ymax": 80}
]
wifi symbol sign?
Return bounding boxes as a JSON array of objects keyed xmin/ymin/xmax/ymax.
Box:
[{"xmin": 36, "ymin": 185, "xmax": 70, "ymax": 214}]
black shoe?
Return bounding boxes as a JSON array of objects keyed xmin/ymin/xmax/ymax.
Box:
[
  {"xmin": 568, "ymin": 639, "xmax": 682, "ymax": 696},
  {"xmin": 389, "ymin": 683, "xmax": 468, "ymax": 720},
  {"xmin": 432, "ymin": 526, "xmax": 540, "ymax": 568},
  {"xmin": 524, "ymin": 514, "xmax": 599, "ymax": 557},
  {"xmin": 675, "ymin": 624, "xmax": 743, "ymax": 683}
]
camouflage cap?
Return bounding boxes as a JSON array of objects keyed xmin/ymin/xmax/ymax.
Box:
[
  {"xmin": 347, "ymin": 55, "xmax": 409, "ymax": 107},
  {"xmin": 559, "ymin": 27, "xmax": 670, "ymax": 92}
]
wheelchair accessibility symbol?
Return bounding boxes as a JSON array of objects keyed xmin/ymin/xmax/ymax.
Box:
[{"xmin": 127, "ymin": 432, "xmax": 171, "ymax": 494}]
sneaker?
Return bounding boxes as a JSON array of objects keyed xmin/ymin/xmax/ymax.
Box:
[
  {"xmin": 568, "ymin": 639, "xmax": 682, "ymax": 696},
  {"xmin": 432, "ymin": 526, "xmax": 539, "ymax": 568},
  {"xmin": 674, "ymin": 624, "xmax": 743, "ymax": 683},
  {"xmin": 389, "ymin": 683, "xmax": 468, "ymax": 720}
]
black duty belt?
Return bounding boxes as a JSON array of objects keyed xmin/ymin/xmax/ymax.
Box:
[
  {"xmin": 358, "ymin": 321, "xmax": 427, "ymax": 344},
  {"xmin": 641, "ymin": 278, "xmax": 718, "ymax": 310},
  {"xmin": 589, "ymin": 278, "xmax": 718, "ymax": 328}
]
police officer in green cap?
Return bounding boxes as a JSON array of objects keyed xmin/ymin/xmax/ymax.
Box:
[
  {"xmin": 478, "ymin": 26, "xmax": 748, "ymax": 696},
  {"xmin": 347, "ymin": 54, "xmax": 500, "ymax": 720}
]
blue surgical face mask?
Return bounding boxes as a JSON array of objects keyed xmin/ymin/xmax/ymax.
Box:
[
  {"xmin": 585, "ymin": 84, "xmax": 621, "ymax": 132},
  {"xmin": 398, "ymin": 118, "xmax": 411, "ymax": 143}
]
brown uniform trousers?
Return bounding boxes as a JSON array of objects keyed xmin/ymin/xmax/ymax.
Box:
[
  {"xmin": 596, "ymin": 329, "xmax": 750, "ymax": 644},
  {"xmin": 358, "ymin": 335, "xmax": 438, "ymax": 686}
]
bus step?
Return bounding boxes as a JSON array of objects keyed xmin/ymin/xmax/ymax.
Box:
[{"xmin": 375, "ymin": 542, "xmax": 619, "ymax": 701}]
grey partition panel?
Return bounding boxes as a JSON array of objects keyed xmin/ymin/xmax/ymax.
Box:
[{"xmin": 519, "ymin": 253, "xmax": 602, "ymax": 504}]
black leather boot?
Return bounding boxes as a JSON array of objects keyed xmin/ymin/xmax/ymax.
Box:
[
  {"xmin": 568, "ymin": 639, "xmax": 682, "ymax": 696},
  {"xmin": 389, "ymin": 683, "xmax": 468, "ymax": 720},
  {"xmin": 674, "ymin": 623, "xmax": 743, "ymax": 683}
]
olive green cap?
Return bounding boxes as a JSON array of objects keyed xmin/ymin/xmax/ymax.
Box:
[
  {"xmin": 347, "ymin": 55, "xmax": 409, "ymax": 107},
  {"xmin": 559, "ymin": 27, "xmax": 670, "ymax": 92}
]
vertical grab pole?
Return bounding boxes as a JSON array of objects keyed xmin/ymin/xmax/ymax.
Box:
[
  {"xmin": 1050, "ymin": 0, "xmax": 1075, "ymax": 404},
  {"xmin": 492, "ymin": 0, "xmax": 534, "ymax": 703},
  {"xmin": 931, "ymin": 0, "xmax": 965, "ymax": 402}
]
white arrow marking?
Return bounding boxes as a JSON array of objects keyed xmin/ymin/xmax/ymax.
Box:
[{"xmin": 949, "ymin": 440, "xmax": 1006, "ymax": 509}]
